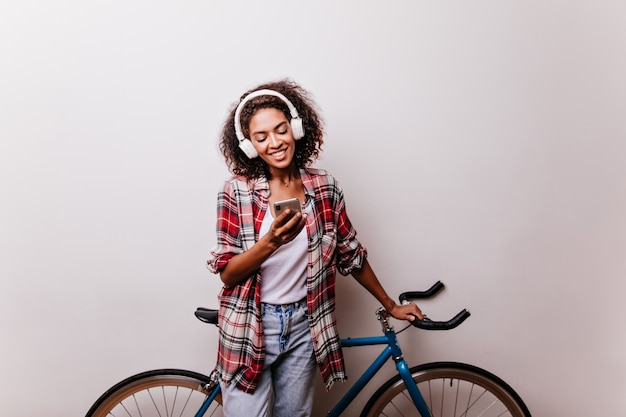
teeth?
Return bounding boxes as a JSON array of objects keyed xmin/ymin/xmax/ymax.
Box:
[{"xmin": 272, "ymin": 150, "xmax": 286, "ymax": 157}]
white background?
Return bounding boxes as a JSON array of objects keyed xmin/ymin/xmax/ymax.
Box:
[{"xmin": 1, "ymin": 1, "xmax": 625, "ymax": 416}]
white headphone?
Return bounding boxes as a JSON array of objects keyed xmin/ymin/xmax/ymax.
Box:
[{"xmin": 234, "ymin": 89, "xmax": 305, "ymax": 159}]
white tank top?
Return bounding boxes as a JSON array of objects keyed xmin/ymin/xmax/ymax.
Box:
[{"xmin": 259, "ymin": 208, "xmax": 308, "ymax": 304}]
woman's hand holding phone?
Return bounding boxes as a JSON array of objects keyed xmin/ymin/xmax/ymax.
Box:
[{"xmin": 271, "ymin": 198, "xmax": 305, "ymax": 244}]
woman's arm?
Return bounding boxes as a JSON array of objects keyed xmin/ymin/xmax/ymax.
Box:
[
  {"xmin": 220, "ymin": 210, "xmax": 307, "ymax": 287},
  {"xmin": 351, "ymin": 259, "xmax": 424, "ymax": 321}
]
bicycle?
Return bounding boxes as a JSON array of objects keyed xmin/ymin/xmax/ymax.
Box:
[{"xmin": 85, "ymin": 281, "xmax": 531, "ymax": 417}]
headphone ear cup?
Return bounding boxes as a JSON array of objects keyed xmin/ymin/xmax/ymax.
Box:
[
  {"xmin": 238, "ymin": 139, "xmax": 258, "ymax": 159},
  {"xmin": 291, "ymin": 118, "xmax": 305, "ymax": 140}
]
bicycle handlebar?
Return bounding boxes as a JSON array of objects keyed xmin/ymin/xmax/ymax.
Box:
[
  {"xmin": 399, "ymin": 281, "xmax": 471, "ymax": 331},
  {"xmin": 195, "ymin": 281, "xmax": 471, "ymax": 331},
  {"xmin": 410, "ymin": 309, "xmax": 471, "ymax": 330},
  {"xmin": 398, "ymin": 280, "xmax": 445, "ymax": 303}
]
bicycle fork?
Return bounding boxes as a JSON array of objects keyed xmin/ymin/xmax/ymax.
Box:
[
  {"xmin": 395, "ymin": 358, "xmax": 431, "ymax": 416},
  {"xmin": 378, "ymin": 308, "xmax": 432, "ymax": 417}
]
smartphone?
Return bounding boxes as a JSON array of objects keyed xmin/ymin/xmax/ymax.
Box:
[{"xmin": 274, "ymin": 197, "xmax": 301, "ymax": 220}]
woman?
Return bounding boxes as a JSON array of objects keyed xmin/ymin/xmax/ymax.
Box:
[{"xmin": 207, "ymin": 79, "xmax": 423, "ymax": 417}]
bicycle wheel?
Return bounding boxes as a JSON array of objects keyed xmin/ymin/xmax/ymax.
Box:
[
  {"xmin": 85, "ymin": 369, "xmax": 223, "ymax": 417},
  {"xmin": 361, "ymin": 362, "xmax": 530, "ymax": 417}
]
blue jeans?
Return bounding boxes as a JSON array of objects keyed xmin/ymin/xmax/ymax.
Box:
[{"xmin": 221, "ymin": 299, "xmax": 317, "ymax": 417}]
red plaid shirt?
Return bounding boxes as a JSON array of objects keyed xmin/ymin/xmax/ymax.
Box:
[{"xmin": 207, "ymin": 168, "xmax": 367, "ymax": 393}]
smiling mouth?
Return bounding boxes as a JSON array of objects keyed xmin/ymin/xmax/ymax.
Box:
[{"xmin": 271, "ymin": 149, "xmax": 287, "ymax": 157}]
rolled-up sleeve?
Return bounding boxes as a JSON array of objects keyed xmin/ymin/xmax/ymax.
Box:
[{"xmin": 333, "ymin": 184, "xmax": 368, "ymax": 276}]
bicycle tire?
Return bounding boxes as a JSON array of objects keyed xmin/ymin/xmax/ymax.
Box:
[
  {"xmin": 85, "ymin": 368, "xmax": 223, "ymax": 417},
  {"xmin": 361, "ymin": 362, "xmax": 531, "ymax": 417}
]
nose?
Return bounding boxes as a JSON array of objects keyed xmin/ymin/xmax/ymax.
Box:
[{"xmin": 268, "ymin": 133, "xmax": 281, "ymax": 147}]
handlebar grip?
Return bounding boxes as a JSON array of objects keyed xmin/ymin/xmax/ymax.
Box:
[
  {"xmin": 411, "ymin": 309, "xmax": 471, "ymax": 330},
  {"xmin": 399, "ymin": 281, "xmax": 445, "ymax": 304}
]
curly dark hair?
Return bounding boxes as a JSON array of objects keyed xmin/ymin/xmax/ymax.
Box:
[{"xmin": 218, "ymin": 78, "xmax": 325, "ymax": 179}]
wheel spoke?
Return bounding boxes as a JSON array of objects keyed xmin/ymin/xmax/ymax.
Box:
[
  {"xmin": 439, "ymin": 378, "xmax": 444, "ymax": 417},
  {"xmin": 147, "ymin": 388, "xmax": 164, "ymax": 417},
  {"xmin": 176, "ymin": 388, "xmax": 195, "ymax": 417}
]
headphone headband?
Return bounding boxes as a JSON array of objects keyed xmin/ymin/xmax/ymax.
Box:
[{"xmin": 234, "ymin": 89, "xmax": 301, "ymax": 141}]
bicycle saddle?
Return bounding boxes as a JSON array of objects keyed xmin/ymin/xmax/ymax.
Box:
[{"xmin": 195, "ymin": 307, "xmax": 218, "ymax": 325}]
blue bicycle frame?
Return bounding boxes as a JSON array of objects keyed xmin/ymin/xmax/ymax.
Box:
[
  {"xmin": 194, "ymin": 309, "xmax": 432, "ymax": 417},
  {"xmin": 327, "ymin": 329, "xmax": 431, "ymax": 417}
]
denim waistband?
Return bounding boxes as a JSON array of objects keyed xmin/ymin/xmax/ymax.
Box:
[{"xmin": 261, "ymin": 297, "xmax": 307, "ymax": 313}]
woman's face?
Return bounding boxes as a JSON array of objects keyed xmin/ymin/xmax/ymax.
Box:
[{"xmin": 248, "ymin": 107, "xmax": 296, "ymax": 171}]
